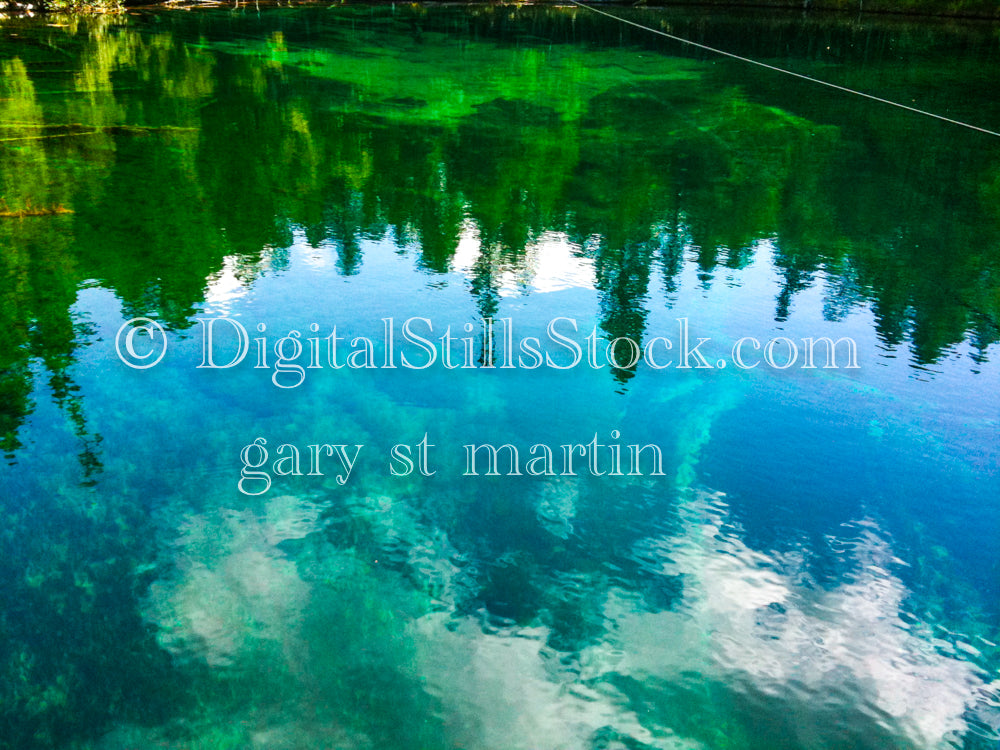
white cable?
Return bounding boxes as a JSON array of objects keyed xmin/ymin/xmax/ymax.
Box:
[{"xmin": 565, "ymin": 0, "xmax": 1000, "ymax": 138}]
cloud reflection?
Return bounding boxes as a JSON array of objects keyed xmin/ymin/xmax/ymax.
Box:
[{"xmin": 134, "ymin": 487, "xmax": 994, "ymax": 749}]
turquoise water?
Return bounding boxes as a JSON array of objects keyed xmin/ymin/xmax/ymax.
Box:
[{"xmin": 0, "ymin": 5, "xmax": 998, "ymax": 748}]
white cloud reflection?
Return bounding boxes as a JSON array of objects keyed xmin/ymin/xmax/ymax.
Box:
[
  {"xmin": 450, "ymin": 221, "xmax": 596, "ymax": 296},
  {"xmin": 202, "ymin": 254, "xmax": 251, "ymax": 315},
  {"xmin": 143, "ymin": 495, "xmax": 321, "ymax": 668},
  {"xmin": 410, "ymin": 488, "xmax": 992, "ymax": 749},
  {"xmin": 131, "ymin": 488, "xmax": 994, "ymax": 750}
]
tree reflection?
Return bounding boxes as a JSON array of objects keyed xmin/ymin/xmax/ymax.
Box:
[
  {"xmin": 0, "ymin": 8, "xmax": 998, "ymax": 748},
  {"xmin": 0, "ymin": 5, "xmax": 998, "ymax": 461}
]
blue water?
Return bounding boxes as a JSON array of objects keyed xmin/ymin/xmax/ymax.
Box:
[{"xmin": 0, "ymin": 5, "xmax": 998, "ymax": 749}]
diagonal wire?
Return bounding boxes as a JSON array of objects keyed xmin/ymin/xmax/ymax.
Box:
[{"xmin": 564, "ymin": 0, "xmax": 1000, "ymax": 138}]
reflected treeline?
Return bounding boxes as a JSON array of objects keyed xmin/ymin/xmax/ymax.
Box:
[
  {"xmin": 1, "ymin": 6, "xmax": 999, "ymax": 446},
  {"xmin": 0, "ymin": 10, "xmax": 998, "ymax": 749}
]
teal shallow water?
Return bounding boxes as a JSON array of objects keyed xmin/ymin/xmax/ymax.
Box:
[{"xmin": 0, "ymin": 5, "xmax": 998, "ymax": 749}]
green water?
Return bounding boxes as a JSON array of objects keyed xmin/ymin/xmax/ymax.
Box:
[{"xmin": 0, "ymin": 5, "xmax": 998, "ymax": 749}]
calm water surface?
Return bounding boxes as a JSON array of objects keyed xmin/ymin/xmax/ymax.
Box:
[{"xmin": 0, "ymin": 5, "xmax": 998, "ymax": 749}]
